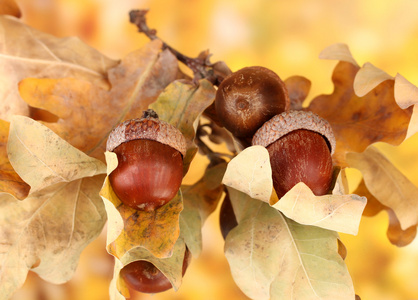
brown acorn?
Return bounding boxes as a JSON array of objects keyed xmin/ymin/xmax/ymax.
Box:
[
  {"xmin": 252, "ymin": 110, "xmax": 336, "ymax": 198},
  {"xmin": 106, "ymin": 109, "xmax": 186, "ymax": 211},
  {"xmin": 215, "ymin": 66, "xmax": 290, "ymax": 139}
]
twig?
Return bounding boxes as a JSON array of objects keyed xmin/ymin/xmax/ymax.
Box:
[{"xmin": 129, "ymin": 9, "xmax": 221, "ymax": 84}]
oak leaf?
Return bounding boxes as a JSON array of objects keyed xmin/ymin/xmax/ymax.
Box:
[
  {"xmin": 149, "ymin": 79, "xmax": 216, "ymax": 173},
  {"xmin": 272, "ymin": 182, "xmax": 366, "ymax": 235},
  {"xmin": 110, "ymin": 238, "xmax": 188, "ymax": 300},
  {"xmin": 222, "ymin": 145, "xmax": 273, "ymax": 203},
  {"xmin": 0, "ymin": 16, "xmax": 117, "ymax": 120},
  {"xmin": 100, "ymin": 177, "xmax": 182, "ymax": 260},
  {"xmin": 225, "ymin": 188, "xmax": 355, "ymax": 300},
  {"xmin": 347, "ymin": 146, "xmax": 418, "ymax": 246},
  {"xmin": 284, "ymin": 76, "xmax": 311, "ymax": 110},
  {"xmin": 180, "ymin": 161, "xmax": 226, "ymax": 256},
  {"xmin": 18, "ymin": 40, "xmax": 178, "ymax": 162},
  {"xmin": 308, "ymin": 61, "xmax": 412, "ymax": 166},
  {"xmin": 7, "ymin": 116, "xmax": 106, "ymax": 194},
  {"xmin": 0, "ymin": 117, "xmax": 107, "ymax": 299}
]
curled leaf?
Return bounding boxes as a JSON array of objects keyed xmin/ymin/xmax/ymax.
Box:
[
  {"xmin": 394, "ymin": 73, "xmax": 418, "ymax": 109},
  {"xmin": 319, "ymin": 43, "xmax": 359, "ymax": 67},
  {"xmin": 354, "ymin": 178, "xmax": 417, "ymax": 247},
  {"xmin": 353, "ymin": 63, "xmax": 393, "ymax": 97},
  {"xmin": 110, "ymin": 238, "xmax": 188, "ymax": 299},
  {"xmin": 346, "ymin": 146, "xmax": 418, "ymax": 231},
  {"xmin": 271, "ymin": 182, "xmax": 366, "ymax": 235},
  {"xmin": 7, "ymin": 116, "xmax": 106, "ymax": 194},
  {"xmin": 222, "ymin": 145, "xmax": 273, "ymax": 203},
  {"xmin": 225, "ymin": 190, "xmax": 355, "ymax": 300}
]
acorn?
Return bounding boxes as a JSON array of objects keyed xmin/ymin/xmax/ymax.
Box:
[
  {"xmin": 120, "ymin": 248, "xmax": 191, "ymax": 294},
  {"xmin": 215, "ymin": 66, "xmax": 290, "ymax": 139},
  {"xmin": 106, "ymin": 109, "xmax": 186, "ymax": 211},
  {"xmin": 252, "ymin": 110, "xmax": 336, "ymax": 198}
]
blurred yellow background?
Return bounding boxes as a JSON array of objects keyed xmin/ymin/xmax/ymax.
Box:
[{"xmin": 10, "ymin": 0, "xmax": 418, "ymax": 299}]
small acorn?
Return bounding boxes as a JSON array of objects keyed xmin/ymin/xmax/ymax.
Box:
[
  {"xmin": 252, "ymin": 110, "xmax": 336, "ymax": 198},
  {"xmin": 106, "ymin": 109, "xmax": 186, "ymax": 211},
  {"xmin": 120, "ymin": 248, "xmax": 191, "ymax": 294},
  {"xmin": 215, "ymin": 66, "xmax": 290, "ymax": 139}
]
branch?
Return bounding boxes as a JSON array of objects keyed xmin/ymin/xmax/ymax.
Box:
[{"xmin": 129, "ymin": 9, "xmax": 229, "ymax": 85}]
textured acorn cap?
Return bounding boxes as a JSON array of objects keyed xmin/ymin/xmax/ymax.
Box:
[
  {"xmin": 106, "ymin": 110, "xmax": 187, "ymax": 157},
  {"xmin": 252, "ymin": 110, "xmax": 336, "ymax": 155}
]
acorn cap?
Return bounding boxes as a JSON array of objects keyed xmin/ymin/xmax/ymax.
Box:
[
  {"xmin": 106, "ymin": 110, "xmax": 187, "ymax": 157},
  {"xmin": 252, "ymin": 110, "xmax": 336, "ymax": 155}
]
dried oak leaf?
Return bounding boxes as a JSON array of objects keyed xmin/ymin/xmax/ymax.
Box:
[
  {"xmin": 0, "ymin": 16, "xmax": 117, "ymax": 121},
  {"xmin": 180, "ymin": 161, "xmax": 226, "ymax": 257},
  {"xmin": 284, "ymin": 75, "xmax": 311, "ymax": 110},
  {"xmin": 225, "ymin": 188, "xmax": 355, "ymax": 300},
  {"xmin": 149, "ymin": 79, "xmax": 216, "ymax": 174},
  {"xmin": 100, "ymin": 152, "xmax": 182, "ymax": 260},
  {"xmin": 353, "ymin": 63, "xmax": 418, "ymax": 140},
  {"xmin": 110, "ymin": 238, "xmax": 188, "ymax": 300},
  {"xmin": 0, "ymin": 0, "xmax": 20, "ymax": 17},
  {"xmin": 1, "ymin": 116, "xmax": 107, "ymax": 300},
  {"xmin": 0, "ymin": 119, "xmax": 29, "ymax": 199},
  {"xmin": 308, "ymin": 57, "xmax": 412, "ymax": 167},
  {"xmin": 18, "ymin": 39, "xmax": 178, "ymax": 162},
  {"xmin": 355, "ymin": 179, "xmax": 417, "ymax": 247},
  {"xmin": 347, "ymin": 146, "xmax": 418, "ymax": 246}
]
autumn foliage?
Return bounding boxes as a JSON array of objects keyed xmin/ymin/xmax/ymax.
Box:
[{"xmin": 1, "ymin": 4, "xmax": 418, "ymax": 300}]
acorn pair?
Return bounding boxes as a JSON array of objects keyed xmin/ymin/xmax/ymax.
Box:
[{"xmin": 215, "ymin": 66, "xmax": 336, "ymax": 198}]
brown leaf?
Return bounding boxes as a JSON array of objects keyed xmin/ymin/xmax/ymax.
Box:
[
  {"xmin": 347, "ymin": 146, "xmax": 418, "ymax": 246},
  {"xmin": 387, "ymin": 209, "xmax": 417, "ymax": 247},
  {"xmin": 0, "ymin": 16, "xmax": 117, "ymax": 120},
  {"xmin": 0, "ymin": 119, "xmax": 29, "ymax": 199},
  {"xmin": 353, "ymin": 179, "xmax": 385, "ymax": 217},
  {"xmin": 19, "ymin": 40, "xmax": 178, "ymax": 162},
  {"xmin": 354, "ymin": 178, "xmax": 417, "ymax": 247},
  {"xmin": 285, "ymin": 76, "xmax": 311, "ymax": 110},
  {"xmin": 0, "ymin": 0, "xmax": 20, "ymax": 17},
  {"xmin": 308, "ymin": 61, "xmax": 413, "ymax": 166},
  {"xmin": 347, "ymin": 146, "xmax": 418, "ymax": 231}
]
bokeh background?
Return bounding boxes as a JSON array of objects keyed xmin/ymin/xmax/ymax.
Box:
[{"xmin": 10, "ymin": 0, "xmax": 418, "ymax": 299}]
